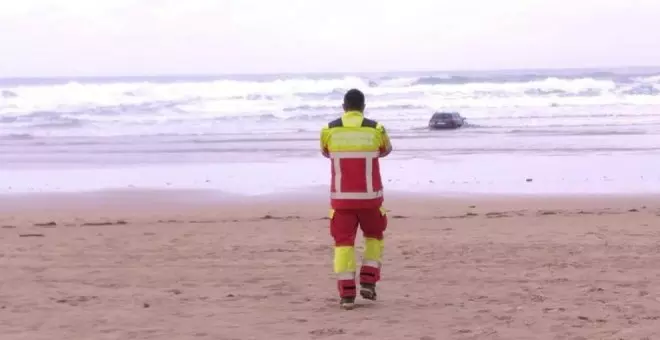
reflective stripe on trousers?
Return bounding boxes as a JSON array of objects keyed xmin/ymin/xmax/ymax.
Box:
[
  {"xmin": 337, "ymin": 272, "xmax": 355, "ymax": 280},
  {"xmin": 330, "ymin": 151, "xmax": 381, "ymax": 199}
]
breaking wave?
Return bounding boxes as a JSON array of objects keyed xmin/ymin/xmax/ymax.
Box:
[{"xmin": 2, "ymin": 69, "xmax": 660, "ymax": 137}]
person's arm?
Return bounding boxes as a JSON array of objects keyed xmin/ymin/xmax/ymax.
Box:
[
  {"xmin": 377, "ymin": 124, "xmax": 392, "ymax": 157},
  {"xmin": 320, "ymin": 125, "xmax": 330, "ymax": 158}
]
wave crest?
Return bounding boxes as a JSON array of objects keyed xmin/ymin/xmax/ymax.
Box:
[{"xmin": 2, "ymin": 70, "xmax": 660, "ymax": 136}]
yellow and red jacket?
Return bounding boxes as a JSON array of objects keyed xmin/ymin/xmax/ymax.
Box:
[{"xmin": 320, "ymin": 111, "xmax": 392, "ymax": 209}]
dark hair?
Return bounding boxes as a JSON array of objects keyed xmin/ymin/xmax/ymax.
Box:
[{"xmin": 343, "ymin": 89, "xmax": 365, "ymax": 111}]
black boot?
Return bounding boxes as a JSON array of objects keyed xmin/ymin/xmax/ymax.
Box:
[
  {"xmin": 340, "ymin": 296, "xmax": 356, "ymax": 310},
  {"xmin": 360, "ymin": 283, "xmax": 377, "ymax": 301}
]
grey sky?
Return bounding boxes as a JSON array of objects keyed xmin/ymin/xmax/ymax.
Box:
[{"xmin": 1, "ymin": 0, "xmax": 659, "ymax": 77}]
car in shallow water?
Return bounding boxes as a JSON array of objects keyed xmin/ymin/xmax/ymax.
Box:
[{"xmin": 428, "ymin": 112, "xmax": 466, "ymax": 130}]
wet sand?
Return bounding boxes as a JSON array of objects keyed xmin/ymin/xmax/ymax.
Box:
[{"xmin": 1, "ymin": 191, "xmax": 660, "ymax": 339}]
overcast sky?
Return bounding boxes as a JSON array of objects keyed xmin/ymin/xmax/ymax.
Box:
[{"xmin": 1, "ymin": 0, "xmax": 659, "ymax": 77}]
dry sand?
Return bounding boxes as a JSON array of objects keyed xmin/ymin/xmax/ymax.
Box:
[{"xmin": 1, "ymin": 191, "xmax": 660, "ymax": 340}]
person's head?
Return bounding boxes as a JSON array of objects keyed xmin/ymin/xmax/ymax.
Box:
[{"xmin": 342, "ymin": 88, "xmax": 365, "ymax": 112}]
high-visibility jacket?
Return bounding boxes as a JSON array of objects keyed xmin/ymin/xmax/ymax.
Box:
[{"xmin": 320, "ymin": 111, "xmax": 392, "ymax": 209}]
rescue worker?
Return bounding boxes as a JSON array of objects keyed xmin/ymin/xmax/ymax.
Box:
[{"xmin": 319, "ymin": 88, "xmax": 393, "ymax": 310}]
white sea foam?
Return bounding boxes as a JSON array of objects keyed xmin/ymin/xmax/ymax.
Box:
[{"xmin": 1, "ymin": 72, "xmax": 660, "ymax": 139}]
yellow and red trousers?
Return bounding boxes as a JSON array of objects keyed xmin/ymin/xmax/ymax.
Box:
[{"xmin": 329, "ymin": 206, "xmax": 388, "ymax": 298}]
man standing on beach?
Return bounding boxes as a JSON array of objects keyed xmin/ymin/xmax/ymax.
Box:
[{"xmin": 319, "ymin": 88, "xmax": 393, "ymax": 310}]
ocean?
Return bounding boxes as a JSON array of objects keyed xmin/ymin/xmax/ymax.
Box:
[{"xmin": 2, "ymin": 68, "xmax": 660, "ymax": 196}]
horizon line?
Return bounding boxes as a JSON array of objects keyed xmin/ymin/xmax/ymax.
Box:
[{"xmin": 2, "ymin": 64, "xmax": 660, "ymax": 80}]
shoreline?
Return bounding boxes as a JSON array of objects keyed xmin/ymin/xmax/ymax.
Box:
[
  {"xmin": 2, "ymin": 156, "xmax": 660, "ymax": 196},
  {"xmin": 3, "ymin": 186, "xmax": 659, "ymax": 202},
  {"xmin": 2, "ymin": 188, "xmax": 658, "ymax": 219}
]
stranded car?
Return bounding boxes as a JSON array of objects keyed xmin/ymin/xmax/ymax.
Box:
[{"xmin": 428, "ymin": 112, "xmax": 466, "ymax": 130}]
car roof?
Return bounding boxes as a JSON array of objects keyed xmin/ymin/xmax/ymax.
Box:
[{"xmin": 432, "ymin": 112, "xmax": 460, "ymax": 117}]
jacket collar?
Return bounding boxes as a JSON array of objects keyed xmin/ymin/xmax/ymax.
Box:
[{"xmin": 343, "ymin": 110, "xmax": 364, "ymax": 116}]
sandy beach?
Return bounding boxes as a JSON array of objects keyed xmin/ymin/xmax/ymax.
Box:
[
  {"xmin": 1, "ymin": 191, "xmax": 659, "ymax": 340},
  {"xmin": 3, "ymin": 5, "xmax": 660, "ymax": 340}
]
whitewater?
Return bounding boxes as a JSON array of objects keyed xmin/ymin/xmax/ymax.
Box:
[{"xmin": 1, "ymin": 68, "xmax": 660, "ymax": 195}]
